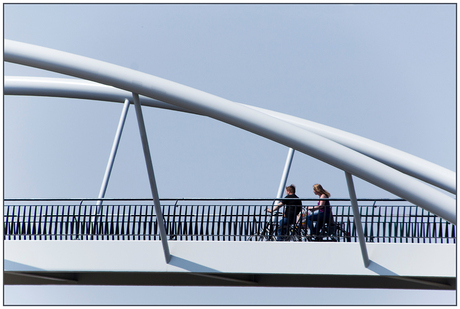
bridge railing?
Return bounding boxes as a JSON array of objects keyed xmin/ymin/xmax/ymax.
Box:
[{"xmin": 3, "ymin": 198, "xmax": 456, "ymax": 243}]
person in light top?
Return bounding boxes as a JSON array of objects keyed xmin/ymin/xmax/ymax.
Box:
[{"xmin": 298, "ymin": 184, "xmax": 332, "ymax": 235}]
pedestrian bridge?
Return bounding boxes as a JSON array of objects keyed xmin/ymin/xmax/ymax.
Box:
[
  {"xmin": 3, "ymin": 40, "xmax": 456, "ymax": 291},
  {"xmin": 4, "ymin": 198, "xmax": 456, "ymax": 290}
]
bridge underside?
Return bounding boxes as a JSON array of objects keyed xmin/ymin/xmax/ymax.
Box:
[
  {"xmin": 4, "ymin": 271, "xmax": 456, "ymax": 290},
  {"xmin": 4, "ymin": 240, "xmax": 456, "ymax": 290}
]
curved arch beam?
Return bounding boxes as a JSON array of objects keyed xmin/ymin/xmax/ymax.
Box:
[
  {"xmin": 5, "ymin": 76, "xmax": 455, "ymax": 194},
  {"xmin": 4, "ymin": 40, "xmax": 456, "ymax": 224},
  {"xmin": 249, "ymin": 107, "xmax": 456, "ymax": 194},
  {"xmin": 4, "ymin": 76, "xmax": 193, "ymax": 114}
]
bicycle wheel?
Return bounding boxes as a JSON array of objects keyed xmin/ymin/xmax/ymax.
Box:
[
  {"xmin": 287, "ymin": 224, "xmax": 303, "ymax": 241},
  {"xmin": 258, "ymin": 222, "xmax": 276, "ymax": 241}
]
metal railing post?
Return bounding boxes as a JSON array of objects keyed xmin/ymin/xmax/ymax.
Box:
[
  {"xmin": 345, "ymin": 172, "xmax": 370, "ymax": 267},
  {"xmin": 96, "ymin": 98, "xmax": 131, "ymax": 214},
  {"xmin": 132, "ymin": 93, "xmax": 171, "ymax": 263}
]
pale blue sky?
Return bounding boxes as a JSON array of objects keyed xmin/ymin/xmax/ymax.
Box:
[{"xmin": 3, "ymin": 3, "xmax": 456, "ymax": 305}]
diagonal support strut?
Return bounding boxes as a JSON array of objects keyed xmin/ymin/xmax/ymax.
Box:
[
  {"xmin": 275, "ymin": 148, "xmax": 295, "ymax": 204},
  {"xmin": 132, "ymin": 93, "xmax": 171, "ymax": 263},
  {"xmin": 96, "ymin": 98, "xmax": 131, "ymax": 214},
  {"xmin": 345, "ymin": 172, "xmax": 370, "ymax": 267}
]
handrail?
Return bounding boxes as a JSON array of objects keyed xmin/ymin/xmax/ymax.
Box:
[{"xmin": 4, "ymin": 198, "xmax": 407, "ymax": 202}]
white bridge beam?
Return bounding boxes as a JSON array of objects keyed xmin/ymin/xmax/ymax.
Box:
[{"xmin": 4, "ymin": 240, "xmax": 456, "ymax": 290}]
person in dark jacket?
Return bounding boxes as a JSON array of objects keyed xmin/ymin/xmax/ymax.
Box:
[{"xmin": 267, "ymin": 184, "xmax": 302, "ymax": 241}]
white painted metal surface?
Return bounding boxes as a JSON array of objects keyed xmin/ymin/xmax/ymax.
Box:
[
  {"xmin": 3, "ymin": 41, "xmax": 456, "ymax": 224},
  {"xmin": 345, "ymin": 172, "xmax": 370, "ymax": 267},
  {"xmin": 247, "ymin": 106, "xmax": 456, "ymax": 195},
  {"xmin": 132, "ymin": 93, "xmax": 171, "ymax": 263},
  {"xmin": 4, "ymin": 240, "xmax": 456, "ymax": 283},
  {"xmin": 96, "ymin": 98, "xmax": 130, "ymax": 213},
  {"xmin": 5, "ymin": 76, "xmax": 455, "ymax": 194},
  {"xmin": 275, "ymin": 148, "xmax": 295, "ymax": 203}
]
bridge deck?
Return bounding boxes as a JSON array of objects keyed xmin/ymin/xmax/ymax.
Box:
[
  {"xmin": 4, "ymin": 199, "xmax": 456, "ymax": 290},
  {"xmin": 4, "ymin": 240, "xmax": 456, "ymax": 289}
]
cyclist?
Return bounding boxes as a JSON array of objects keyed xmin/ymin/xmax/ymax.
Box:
[
  {"xmin": 267, "ymin": 184, "xmax": 302, "ymax": 241},
  {"xmin": 305, "ymin": 183, "xmax": 332, "ymax": 235}
]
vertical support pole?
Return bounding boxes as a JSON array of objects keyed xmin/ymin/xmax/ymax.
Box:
[
  {"xmin": 132, "ymin": 93, "xmax": 171, "ymax": 263},
  {"xmin": 275, "ymin": 148, "xmax": 295, "ymax": 203},
  {"xmin": 96, "ymin": 98, "xmax": 131, "ymax": 214},
  {"xmin": 345, "ymin": 172, "xmax": 370, "ymax": 267}
]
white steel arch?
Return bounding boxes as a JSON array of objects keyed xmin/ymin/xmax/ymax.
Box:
[
  {"xmin": 5, "ymin": 76, "xmax": 456, "ymax": 194},
  {"xmin": 4, "ymin": 40, "xmax": 456, "ymax": 224}
]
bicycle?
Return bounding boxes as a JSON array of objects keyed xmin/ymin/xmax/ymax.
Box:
[
  {"xmin": 247, "ymin": 211, "xmax": 303, "ymax": 241},
  {"xmin": 247, "ymin": 215, "xmax": 351, "ymax": 242},
  {"xmin": 294, "ymin": 208, "xmax": 352, "ymax": 242},
  {"xmin": 302, "ymin": 219, "xmax": 351, "ymax": 242},
  {"xmin": 246, "ymin": 211, "xmax": 278, "ymax": 241}
]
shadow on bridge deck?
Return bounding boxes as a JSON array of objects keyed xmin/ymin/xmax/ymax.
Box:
[{"xmin": 4, "ymin": 240, "xmax": 456, "ymax": 290}]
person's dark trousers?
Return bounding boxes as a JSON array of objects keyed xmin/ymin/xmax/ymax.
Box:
[
  {"xmin": 307, "ymin": 212, "xmax": 328, "ymax": 235},
  {"xmin": 276, "ymin": 217, "xmax": 290, "ymax": 241}
]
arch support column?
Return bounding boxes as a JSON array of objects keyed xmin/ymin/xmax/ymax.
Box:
[
  {"xmin": 132, "ymin": 93, "xmax": 171, "ymax": 263},
  {"xmin": 275, "ymin": 148, "xmax": 295, "ymax": 203},
  {"xmin": 345, "ymin": 172, "xmax": 370, "ymax": 268},
  {"xmin": 96, "ymin": 98, "xmax": 131, "ymax": 214}
]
